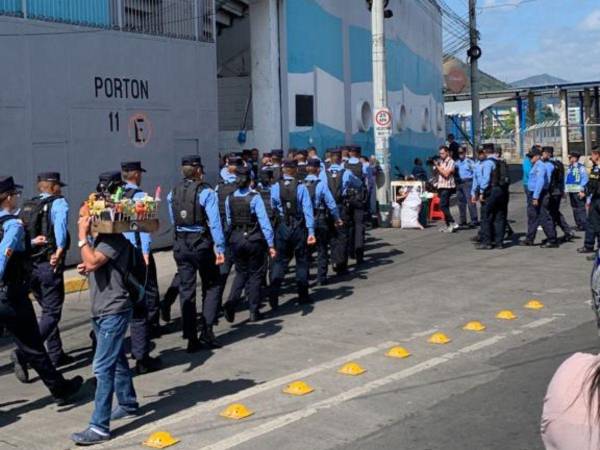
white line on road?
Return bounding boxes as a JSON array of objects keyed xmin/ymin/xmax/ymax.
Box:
[
  {"xmin": 521, "ymin": 317, "xmax": 558, "ymax": 329},
  {"xmin": 198, "ymin": 335, "xmax": 509, "ymax": 450}
]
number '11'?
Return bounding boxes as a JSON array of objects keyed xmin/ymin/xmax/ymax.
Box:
[{"xmin": 109, "ymin": 112, "xmax": 120, "ymax": 132}]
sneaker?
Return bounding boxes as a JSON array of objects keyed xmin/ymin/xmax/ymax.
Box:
[
  {"xmin": 71, "ymin": 427, "xmax": 110, "ymax": 445},
  {"xmin": 53, "ymin": 376, "xmax": 84, "ymax": 405},
  {"xmin": 248, "ymin": 311, "xmax": 264, "ymax": 323},
  {"xmin": 577, "ymin": 247, "xmax": 595, "ymax": 254},
  {"xmin": 110, "ymin": 405, "xmax": 139, "ymax": 421},
  {"xmin": 10, "ymin": 350, "xmax": 29, "ymax": 384}
]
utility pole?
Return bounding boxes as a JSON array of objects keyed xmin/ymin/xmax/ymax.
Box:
[
  {"xmin": 371, "ymin": 0, "xmax": 392, "ymax": 216},
  {"xmin": 468, "ymin": 0, "xmax": 481, "ymax": 149}
]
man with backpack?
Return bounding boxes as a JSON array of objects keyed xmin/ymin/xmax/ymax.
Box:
[
  {"xmin": 120, "ymin": 161, "xmax": 162, "ymax": 375},
  {"xmin": 344, "ymin": 145, "xmax": 368, "ymax": 264},
  {"xmin": 542, "ymin": 147, "xmax": 575, "ymax": 243},
  {"xmin": 18, "ymin": 172, "xmax": 71, "ymax": 370},
  {"xmin": 168, "ymin": 155, "xmax": 225, "ymax": 352},
  {"xmin": 565, "ymin": 151, "xmax": 588, "ymax": 232},
  {"xmin": 0, "ymin": 175, "xmax": 83, "ymax": 404}
]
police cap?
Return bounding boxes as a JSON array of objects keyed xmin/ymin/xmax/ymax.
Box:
[
  {"xmin": 307, "ymin": 158, "xmax": 321, "ymax": 168},
  {"xmin": 347, "ymin": 145, "xmax": 362, "ymax": 154},
  {"xmin": 235, "ymin": 165, "xmax": 251, "ymax": 176},
  {"xmin": 282, "ymin": 159, "xmax": 298, "ymax": 168},
  {"xmin": 263, "ymin": 152, "xmax": 272, "ymax": 158},
  {"xmin": 330, "ymin": 147, "xmax": 342, "ymax": 155},
  {"xmin": 568, "ymin": 151, "xmax": 581, "ymax": 159},
  {"xmin": 120, "ymin": 161, "xmax": 147, "ymax": 172},
  {"xmin": 528, "ymin": 147, "xmax": 542, "ymax": 157},
  {"xmin": 98, "ymin": 171, "xmax": 122, "ymax": 184},
  {"xmin": 271, "ymin": 149, "xmax": 284, "ymax": 158},
  {"xmin": 37, "ymin": 172, "xmax": 67, "ymax": 187},
  {"xmin": 181, "ymin": 155, "xmax": 202, "ymax": 167},
  {"xmin": 0, "ymin": 176, "xmax": 23, "ymax": 194},
  {"xmin": 542, "ymin": 146, "xmax": 554, "ymax": 155},
  {"xmin": 297, "ymin": 148, "xmax": 308, "ymax": 156}
]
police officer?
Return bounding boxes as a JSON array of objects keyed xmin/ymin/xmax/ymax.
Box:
[
  {"xmin": 455, "ymin": 149, "xmax": 479, "ymax": 228},
  {"xmin": 223, "ymin": 166, "xmax": 276, "ymax": 323},
  {"xmin": 470, "ymin": 149, "xmax": 487, "ymax": 244},
  {"xmin": 520, "ymin": 147, "xmax": 558, "ymax": 247},
  {"xmin": 271, "ymin": 149, "xmax": 284, "ymax": 182},
  {"xmin": 344, "ymin": 145, "xmax": 367, "ymax": 264},
  {"xmin": 21, "ymin": 172, "xmax": 72, "ymax": 368},
  {"xmin": 120, "ymin": 161, "xmax": 162, "ymax": 374},
  {"xmin": 474, "ymin": 147, "xmax": 507, "ymax": 249},
  {"xmin": 542, "ymin": 147, "xmax": 575, "ymax": 242},
  {"xmin": 324, "ymin": 148, "xmax": 362, "ymax": 274},
  {"xmin": 305, "ymin": 159, "xmax": 342, "ymax": 285},
  {"xmin": 168, "ymin": 156, "xmax": 226, "ymax": 352},
  {"xmin": 295, "ymin": 149, "xmax": 309, "ymax": 181},
  {"xmin": 580, "ymin": 148, "xmax": 600, "ymax": 255},
  {"xmin": 565, "ymin": 151, "xmax": 589, "ymax": 232},
  {"xmin": 0, "ymin": 176, "xmax": 82, "ymax": 400},
  {"xmin": 270, "ymin": 159, "xmax": 316, "ymax": 307}
]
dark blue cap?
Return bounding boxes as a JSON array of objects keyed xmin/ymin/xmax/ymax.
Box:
[
  {"xmin": 121, "ymin": 161, "xmax": 147, "ymax": 172},
  {"xmin": 542, "ymin": 146, "xmax": 554, "ymax": 155},
  {"xmin": 181, "ymin": 155, "xmax": 202, "ymax": 167},
  {"xmin": 330, "ymin": 148, "xmax": 342, "ymax": 155},
  {"xmin": 528, "ymin": 147, "xmax": 542, "ymax": 157},
  {"xmin": 307, "ymin": 158, "xmax": 321, "ymax": 168},
  {"xmin": 347, "ymin": 145, "xmax": 362, "ymax": 154},
  {"xmin": 0, "ymin": 176, "xmax": 23, "ymax": 194},
  {"xmin": 242, "ymin": 149, "xmax": 252, "ymax": 156},
  {"xmin": 297, "ymin": 149, "xmax": 308, "ymax": 156},
  {"xmin": 37, "ymin": 172, "xmax": 66, "ymax": 187},
  {"xmin": 227, "ymin": 155, "xmax": 243, "ymax": 166},
  {"xmin": 98, "ymin": 171, "xmax": 122, "ymax": 184},
  {"xmin": 235, "ymin": 165, "xmax": 251, "ymax": 176},
  {"xmin": 263, "ymin": 152, "xmax": 272, "ymax": 158},
  {"xmin": 282, "ymin": 159, "xmax": 298, "ymax": 168},
  {"xmin": 271, "ymin": 149, "xmax": 284, "ymax": 158}
]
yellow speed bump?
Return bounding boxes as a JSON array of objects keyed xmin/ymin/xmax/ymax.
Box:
[
  {"xmin": 427, "ymin": 332, "xmax": 451, "ymax": 345},
  {"xmin": 524, "ymin": 299, "xmax": 544, "ymax": 310},
  {"xmin": 143, "ymin": 431, "xmax": 180, "ymax": 449},
  {"xmin": 338, "ymin": 362, "xmax": 366, "ymax": 376},
  {"xmin": 385, "ymin": 346, "xmax": 411, "ymax": 359},
  {"xmin": 496, "ymin": 310, "xmax": 517, "ymax": 320},
  {"xmin": 463, "ymin": 321, "xmax": 486, "ymax": 332},
  {"xmin": 283, "ymin": 381, "xmax": 314, "ymax": 396},
  {"xmin": 219, "ymin": 403, "xmax": 254, "ymax": 420}
]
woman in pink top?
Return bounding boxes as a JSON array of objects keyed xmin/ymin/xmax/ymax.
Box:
[{"xmin": 541, "ymin": 352, "xmax": 600, "ymax": 449}]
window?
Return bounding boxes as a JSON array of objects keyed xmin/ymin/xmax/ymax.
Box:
[{"xmin": 295, "ymin": 95, "xmax": 314, "ymax": 127}]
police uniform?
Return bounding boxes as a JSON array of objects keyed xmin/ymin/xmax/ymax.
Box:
[
  {"xmin": 168, "ymin": 156, "xmax": 225, "ymax": 352},
  {"xmin": 474, "ymin": 156, "xmax": 507, "ymax": 248},
  {"xmin": 270, "ymin": 149, "xmax": 284, "ymax": 182},
  {"xmin": 0, "ymin": 176, "xmax": 82, "ymax": 400},
  {"xmin": 223, "ymin": 166, "xmax": 274, "ymax": 322},
  {"xmin": 120, "ymin": 161, "xmax": 161, "ymax": 372},
  {"xmin": 270, "ymin": 160, "xmax": 315, "ymax": 306},
  {"xmin": 583, "ymin": 161, "xmax": 600, "ymax": 252},
  {"xmin": 455, "ymin": 157, "xmax": 479, "ymax": 226},
  {"xmin": 523, "ymin": 150, "xmax": 558, "ymax": 246},
  {"xmin": 304, "ymin": 159, "xmax": 340, "ymax": 285},
  {"xmin": 565, "ymin": 152, "xmax": 588, "ymax": 231},
  {"xmin": 296, "ymin": 149, "xmax": 309, "ymax": 181},
  {"xmin": 543, "ymin": 151, "xmax": 574, "ymax": 240},
  {"xmin": 344, "ymin": 147, "xmax": 368, "ymax": 264},
  {"xmin": 24, "ymin": 172, "xmax": 71, "ymax": 366}
]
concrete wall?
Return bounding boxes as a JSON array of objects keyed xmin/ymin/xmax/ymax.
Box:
[
  {"xmin": 283, "ymin": 0, "xmax": 444, "ymax": 172},
  {"xmin": 0, "ymin": 16, "xmax": 218, "ymax": 262}
]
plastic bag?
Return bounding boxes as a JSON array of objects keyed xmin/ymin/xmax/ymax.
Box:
[{"xmin": 401, "ymin": 190, "xmax": 423, "ymax": 229}]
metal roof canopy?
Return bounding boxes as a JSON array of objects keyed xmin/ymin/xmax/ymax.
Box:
[
  {"xmin": 444, "ymin": 80, "xmax": 600, "ymax": 103},
  {"xmin": 445, "ymin": 96, "xmax": 512, "ymax": 117}
]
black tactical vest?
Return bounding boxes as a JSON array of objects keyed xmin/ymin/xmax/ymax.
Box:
[
  {"xmin": 297, "ymin": 164, "xmax": 308, "ymax": 181},
  {"xmin": 327, "ymin": 171, "xmax": 344, "ymax": 204},
  {"xmin": 172, "ymin": 180, "xmax": 208, "ymax": 227},
  {"xmin": 217, "ymin": 181, "xmax": 238, "ymax": 220},
  {"xmin": 271, "ymin": 166, "xmax": 282, "ymax": 184},
  {"xmin": 279, "ymin": 179, "xmax": 299, "ymax": 219},
  {"xmin": 19, "ymin": 195, "xmax": 67, "ymax": 260},
  {"xmin": 230, "ymin": 194, "xmax": 258, "ymax": 227},
  {"xmin": 589, "ymin": 165, "xmax": 600, "ymax": 198},
  {"xmin": 257, "ymin": 186, "xmax": 275, "ymax": 220},
  {"xmin": 345, "ymin": 162, "xmax": 363, "ymax": 180},
  {"xmin": 0, "ymin": 215, "xmax": 31, "ymax": 285}
]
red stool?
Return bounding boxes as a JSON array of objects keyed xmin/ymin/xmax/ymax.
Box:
[{"xmin": 429, "ymin": 194, "xmax": 445, "ymax": 222}]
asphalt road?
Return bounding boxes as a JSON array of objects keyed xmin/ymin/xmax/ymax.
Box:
[{"xmin": 0, "ymin": 188, "xmax": 596, "ymax": 450}]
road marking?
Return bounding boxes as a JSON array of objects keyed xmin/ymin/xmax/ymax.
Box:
[
  {"xmin": 103, "ymin": 340, "xmax": 398, "ymax": 443},
  {"xmin": 197, "ymin": 335, "xmax": 510, "ymax": 450},
  {"xmin": 521, "ymin": 317, "xmax": 557, "ymax": 329}
]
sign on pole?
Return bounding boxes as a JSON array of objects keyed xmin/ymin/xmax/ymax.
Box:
[{"xmin": 374, "ymin": 107, "xmax": 392, "ymax": 139}]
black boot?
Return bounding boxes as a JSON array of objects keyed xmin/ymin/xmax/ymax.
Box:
[
  {"xmin": 53, "ymin": 375, "xmax": 84, "ymax": 406},
  {"xmin": 223, "ymin": 302, "xmax": 236, "ymax": 323},
  {"xmin": 186, "ymin": 338, "xmax": 203, "ymax": 354},
  {"xmin": 248, "ymin": 311, "xmax": 263, "ymax": 323},
  {"xmin": 200, "ymin": 325, "xmax": 223, "ymax": 349},
  {"xmin": 135, "ymin": 355, "xmax": 163, "ymax": 375}
]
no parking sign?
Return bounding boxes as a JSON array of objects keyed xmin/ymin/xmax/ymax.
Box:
[{"xmin": 374, "ymin": 108, "xmax": 392, "ymax": 138}]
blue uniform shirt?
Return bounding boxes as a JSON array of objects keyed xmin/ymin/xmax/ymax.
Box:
[
  {"xmin": 220, "ymin": 167, "xmax": 237, "ymax": 183},
  {"xmin": 528, "ymin": 160, "xmax": 550, "ymax": 199},
  {"xmin": 39, "ymin": 192, "xmax": 69, "ymax": 249},
  {"xmin": 544, "ymin": 160, "xmax": 555, "ymax": 181},
  {"xmin": 565, "ymin": 162, "xmax": 589, "ymax": 192},
  {"xmin": 471, "ymin": 160, "xmax": 484, "ymax": 196},
  {"xmin": 123, "ymin": 182, "xmax": 152, "ymax": 255},
  {"xmin": 167, "ymin": 184, "xmax": 226, "ymax": 254},
  {"xmin": 225, "ymin": 188, "xmax": 275, "ymax": 247},
  {"xmin": 455, "ymin": 158, "xmax": 475, "ymax": 180},
  {"xmin": 270, "ymin": 175, "xmax": 315, "ymax": 236},
  {"xmin": 304, "ymin": 174, "xmax": 340, "ymax": 221},
  {"xmin": 522, "ymin": 157, "xmax": 533, "ymax": 187},
  {"xmin": 0, "ymin": 211, "xmax": 25, "ymax": 281},
  {"xmin": 324, "ymin": 163, "xmax": 363, "ymax": 195},
  {"xmin": 474, "ymin": 157, "xmax": 497, "ymax": 194},
  {"xmin": 345, "ymin": 157, "xmax": 369, "ymax": 177}
]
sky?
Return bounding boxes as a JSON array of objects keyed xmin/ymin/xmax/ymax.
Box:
[{"xmin": 444, "ymin": 0, "xmax": 600, "ymax": 83}]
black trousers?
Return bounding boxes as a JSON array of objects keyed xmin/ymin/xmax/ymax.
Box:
[
  {"xmin": 480, "ymin": 188, "xmax": 506, "ymax": 246},
  {"xmin": 457, "ymin": 180, "xmax": 478, "ymax": 225},
  {"xmin": 1, "ymin": 283, "xmax": 65, "ymax": 394},
  {"xmin": 585, "ymin": 198, "xmax": 600, "ymax": 249},
  {"xmin": 129, "ymin": 253, "xmax": 159, "ymax": 361},
  {"xmin": 270, "ymin": 222, "xmax": 309, "ymax": 302},
  {"xmin": 30, "ymin": 261, "xmax": 65, "ymax": 364},
  {"xmin": 315, "ymin": 215, "xmax": 331, "ymax": 282},
  {"xmin": 438, "ymin": 188, "xmax": 455, "ymax": 226},
  {"xmin": 330, "ymin": 205, "xmax": 348, "ymax": 271},
  {"xmin": 526, "ymin": 190, "xmax": 557, "ymax": 243},
  {"xmin": 548, "ymin": 194, "xmax": 572, "ymax": 235},
  {"xmin": 173, "ymin": 234, "xmax": 221, "ymax": 340},
  {"xmin": 162, "ymin": 272, "xmax": 180, "ymax": 309},
  {"xmin": 345, "ymin": 202, "xmax": 365, "ymax": 260},
  {"xmin": 216, "ymin": 242, "xmax": 234, "ymax": 308},
  {"xmin": 569, "ymin": 193, "xmax": 588, "ymax": 230},
  {"xmin": 226, "ymin": 232, "xmax": 268, "ymax": 313}
]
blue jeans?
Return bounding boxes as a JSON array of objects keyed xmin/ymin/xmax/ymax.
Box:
[{"xmin": 90, "ymin": 311, "xmax": 138, "ymax": 434}]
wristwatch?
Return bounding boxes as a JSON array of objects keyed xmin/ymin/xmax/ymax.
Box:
[{"xmin": 78, "ymin": 240, "xmax": 88, "ymax": 249}]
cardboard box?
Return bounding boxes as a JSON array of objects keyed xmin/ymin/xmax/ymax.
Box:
[{"xmin": 91, "ymin": 219, "xmax": 159, "ymax": 234}]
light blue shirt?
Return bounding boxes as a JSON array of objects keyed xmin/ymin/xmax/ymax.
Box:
[
  {"xmin": 543, "ymin": 159, "xmax": 555, "ymax": 181},
  {"xmin": 304, "ymin": 174, "xmax": 340, "ymax": 221},
  {"xmin": 225, "ymin": 187, "xmax": 274, "ymax": 247},
  {"xmin": 476, "ymin": 157, "xmax": 497, "ymax": 193},
  {"xmin": 270, "ymin": 175, "xmax": 315, "ymax": 236},
  {"xmin": 528, "ymin": 159, "xmax": 550, "ymax": 199},
  {"xmin": 522, "ymin": 157, "xmax": 533, "ymax": 187},
  {"xmin": 167, "ymin": 182, "xmax": 226, "ymax": 254},
  {"xmin": 0, "ymin": 210, "xmax": 25, "ymax": 281},
  {"xmin": 123, "ymin": 182, "xmax": 152, "ymax": 255},
  {"xmin": 220, "ymin": 167, "xmax": 237, "ymax": 183},
  {"xmin": 566, "ymin": 162, "xmax": 588, "ymax": 191},
  {"xmin": 39, "ymin": 192, "xmax": 69, "ymax": 249},
  {"xmin": 471, "ymin": 160, "xmax": 485, "ymax": 197},
  {"xmin": 455, "ymin": 158, "xmax": 476, "ymax": 180}
]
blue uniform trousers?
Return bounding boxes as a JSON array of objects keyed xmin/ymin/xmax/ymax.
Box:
[
  {"xmin": 569, "ymin": 193, "xmax": 588, "ymax": 230},
  {"xmin": 526, "ymin": 190, "xmax": 557, "ymax": 243},
  {"xmin": 481, "ymin": 187, "xmax": 506, "ymax": 246},
  {"xmin": 270, "ymin": 221, "xmax": 309, "ymax": 303},
  {"xmin": 457, "ymin": 180, "xmax": 478, "ymax": 225}
]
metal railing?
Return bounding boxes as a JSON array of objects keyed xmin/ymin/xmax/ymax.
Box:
[{"xmin": 0, "ymin": 0, "xmax": 215, "ymax": 42}]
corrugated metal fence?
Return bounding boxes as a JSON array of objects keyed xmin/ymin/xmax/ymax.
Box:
[{"xmin": 0, "ymin": 0, "xmax": 215, "ymax": 41}]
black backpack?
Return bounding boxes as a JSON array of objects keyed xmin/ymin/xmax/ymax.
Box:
[
  {"xmin": 491, "ymin": 159, "xmax": 511, "ymax": 188},
  {"xmin": 549, "ymin": 160, "xmax": 565, "ymax": 195},
  {"xmin": 19, "ymin": 195, "xmax": 70, "ymax": 259},
  {"xmin": 0, "ymin": 215, "xmax": 32, "ymax": 284}
]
